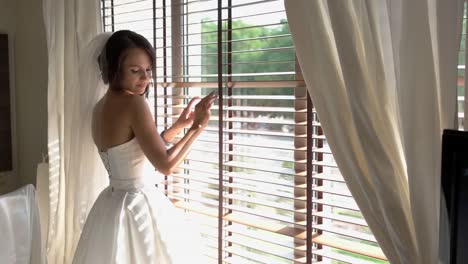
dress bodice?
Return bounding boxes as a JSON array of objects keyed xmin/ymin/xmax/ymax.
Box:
[{"xmin": 99, "ymin": 137, "xmax": 157, "ymax": 191}]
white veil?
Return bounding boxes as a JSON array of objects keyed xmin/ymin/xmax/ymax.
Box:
[
  {"xmin": 78, "ymin": 32, "xmax": 112, "ymax": 125},
  {"xmin": 67, "ymin": 32, "xmax": 113, "ymax": 241}
]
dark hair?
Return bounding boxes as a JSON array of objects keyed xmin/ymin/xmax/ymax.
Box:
[{"xmin": 98, "ymin": 30, "xmax": 155, "ymax": 95}]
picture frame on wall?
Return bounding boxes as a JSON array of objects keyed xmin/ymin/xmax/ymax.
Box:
[{"xmin": 0, "ymin": 33, "xmax": 13, "ymax": 173}]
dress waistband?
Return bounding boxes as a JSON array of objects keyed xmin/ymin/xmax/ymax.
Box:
[{"xmin": 109, "ymin": 176, "xmax": 158, "ymax": 191}]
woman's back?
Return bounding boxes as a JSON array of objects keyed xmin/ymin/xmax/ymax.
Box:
[{"xmin": 92, "ymin": 92, "xmax": 136, "ymax": 152}]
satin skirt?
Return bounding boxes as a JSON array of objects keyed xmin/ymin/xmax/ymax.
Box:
[{"xmin": 73, "ymin": 178, "xmax": 206, "ymax": 264}]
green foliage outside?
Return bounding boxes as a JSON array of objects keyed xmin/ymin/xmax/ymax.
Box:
[{"xmin": 201, "ymin": 19, "xmax": 295, "ymax": 91}]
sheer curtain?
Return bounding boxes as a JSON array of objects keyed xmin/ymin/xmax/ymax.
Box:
[
  {"xmin": 42, "ymin": 0, "xmax": 107, "ymax": 263},
  {"xmin": 285, "ymin": 1, "xmax": 463, "ymax": 263}
]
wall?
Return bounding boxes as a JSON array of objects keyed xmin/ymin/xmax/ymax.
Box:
[
  {"xmin": 0, "ymin": 0, "xmax": 18, "ymax": 194},
  {"xmin": 15, "ymin": 0, "xmax": 48, "ymax": 188},
  {"xmin": 0, "ymin": 0, "xmax": 48, "ymax": 194}
]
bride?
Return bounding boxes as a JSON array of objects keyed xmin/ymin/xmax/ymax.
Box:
[{"xmin": 72, "ymin": 30, "xmax": 216, "ymax": 263}]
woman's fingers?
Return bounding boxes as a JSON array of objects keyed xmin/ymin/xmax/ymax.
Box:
[
  {"xmin": 193, "ymin": 92, "xmax": 217, "ymax": 127},
  {"xmin": 199, "ymin": 93, "xmax": 217, "ymax": 108},
  {"xmin": 200, "ymin": 91, "xmax": 217, "ymax": 104},
  {"xmin": 174, "ymin": 97, "xmax": 196, "ymax": 120},
  {"xmin": 185, "ymin": 97, "xmax": 200, "ymax": 113},
  {"xmin": 208, "ymin": 96, "xmax": 217, "ymax": 105},
  {"xmin": 187, "ymin": 96, "xmax": 201, "ymax": 108}
]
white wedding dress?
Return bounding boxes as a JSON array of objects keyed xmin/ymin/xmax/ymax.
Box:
[{"xmin": 72, "ymin": 137, "xmax": 206, "ymax": 263}]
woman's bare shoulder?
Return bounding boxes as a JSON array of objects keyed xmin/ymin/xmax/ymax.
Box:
[
  {"xmin": 125, "ymin": 94, "xmax": 151, "ymax": 115},
  {"xmin": 111, "ymin": 92, "xmax": 146, "ymax": 107},
  {"xmin": 92, "ymin": 93, "xmax": 149, "ymax": 125}
]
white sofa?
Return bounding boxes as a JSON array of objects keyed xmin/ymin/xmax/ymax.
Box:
[{"xmin": 0, "ymin": 184, "xmax": 46, "ymax": 264}]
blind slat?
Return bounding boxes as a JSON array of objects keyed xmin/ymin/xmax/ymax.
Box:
[
  {"xmin": 225, "ymin": 236, "xmax": 305, "ymax": 262},
  {"xmin": 224, "ymin": 224, "xmax": 304, "ymax": 251},
  {"xmin": 313, "ymin": 234, "xmax": 387, "ymax": 261},
  {"xmin": 313, "ymin": 224, "xmax": 377, "ymax": 243}
]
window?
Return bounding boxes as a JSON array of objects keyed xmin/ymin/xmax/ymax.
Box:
[
  {"xmin": 102, "ymin": 0, "xmax": 387, "ymax": 263},
  {"xmin": 458, "ymin": 3, "xmax": 467, "ymax": 130}
]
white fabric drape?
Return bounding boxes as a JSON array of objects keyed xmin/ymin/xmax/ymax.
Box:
[
  {"xmin": 0, "ymin": 184, "xmax": 46, "ymax": 264},
  {"xmin": 285, "ymin": 1, "xmax": 463, "ymax": 263},
  {"xmin": 42, "ymin": 0, "xmax": 107, "ymax": 263},
  {"xmin": 36, "ymin": 161, "xmax": 50, "ymax": 249}
]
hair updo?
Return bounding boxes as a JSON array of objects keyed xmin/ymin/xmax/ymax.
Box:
[{"xmin": 98, "ymin": 30, "xmax": 155, "ymax": 93}]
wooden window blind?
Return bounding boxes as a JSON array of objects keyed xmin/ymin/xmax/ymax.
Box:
[{"xmin": 102, "ymin": 0, "xmax": 387, "ymax": 263}]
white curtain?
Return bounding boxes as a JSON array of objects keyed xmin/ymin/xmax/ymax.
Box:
[
  {"xmin": 42, "ymin": 0, "xmax": 107, "ymax": 263},
  {"xmin": 285, "ymin": 1, "xmax": 463, "ymax": 263}
]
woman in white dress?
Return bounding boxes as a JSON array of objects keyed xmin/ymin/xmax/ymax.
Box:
[{"xmin": 72, "ymin": 30, "xmax": 216, "ymax": 263}]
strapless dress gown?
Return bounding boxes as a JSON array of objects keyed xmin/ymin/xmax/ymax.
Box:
[{"xmin": 72, "ymin": 137, "xmax": 206, "ymax": 263}]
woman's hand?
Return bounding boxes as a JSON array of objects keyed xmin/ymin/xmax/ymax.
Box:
[
  {"xmin": 192, "ymin": 91, "xmax": 217, "ymax": 129},
  {"xmin": 161, "ymin": 93, "xmax": 216, "ymax": 144},
  {"xmin": 175, "ymin": 97, "xmax": 200, "ymax": 128}
]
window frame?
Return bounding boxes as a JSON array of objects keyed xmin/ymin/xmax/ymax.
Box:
[{"xmin": 101, "ymin": 0, "xmax": 388, "ymax": 263}]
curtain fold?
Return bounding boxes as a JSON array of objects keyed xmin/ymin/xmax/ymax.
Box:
[
  {"xmin": 285, "ymin": 0, "xmax": 463, "ymax": 263},
  {"xmin": 42, "ymin": 0, "xmax": 106, "ymax": 263}
]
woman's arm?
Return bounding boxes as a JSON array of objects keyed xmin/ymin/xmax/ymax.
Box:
[
  {"xmin": 165, "ymin": 92, "xmax": 216, "ymax": 159},
  {"xmin": 160, "ymin": 123, "xmax": 183, "ymax": 144},
  {"xmin": 130, "ymin": 92, "xmax": 216, "ymax": 175}
]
